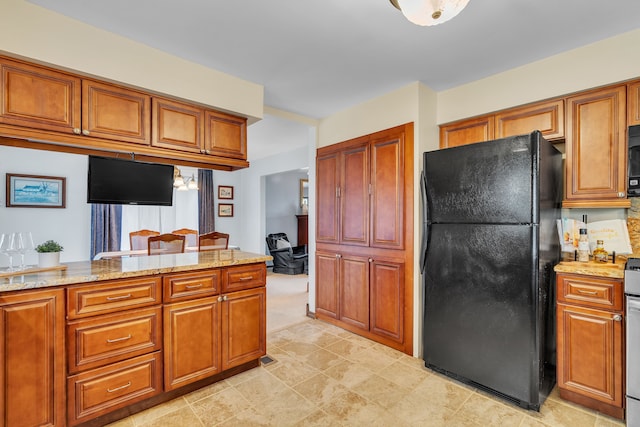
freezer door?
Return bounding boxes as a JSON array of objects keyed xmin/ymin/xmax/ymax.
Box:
[
  {"xmin": 423, "ymin": 223, "xmax": 542, "ymax": 406},
  {"xmin": 424, "ymin": 133, "xmax": 537, "ymax": 224}
]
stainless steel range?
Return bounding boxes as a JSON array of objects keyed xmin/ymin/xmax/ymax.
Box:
[{"xmin": 625, "ymin": 258, "xmax": 640, "ymax": 425}]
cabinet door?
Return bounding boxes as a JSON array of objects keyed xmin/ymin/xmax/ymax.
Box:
[
  {"xmin": 0, "ymin": 58, "xmax": 81, "ymax": 134},
  {"xmin": 82, "ymin": 79, "xmax": 151, "ymax": 145},
  {"xmin": 221, "ymin": 287, "xmax": 266, "ymax": 371},
  {"xmin": 339, "ymin": 254, "xmax": 369, "ymax": 331},
  {"xmin": 204, "ymin": 110, "xmax": 247, "ymax": 159},
  {"xmin": 316, "ymin": 151, "xmax": 340, "ymax": 243},
  {"xmin": 0, "ymin": 289, "xmax": 65, "ymax": 427},
  {"xmin": 564, "ymin": 86, "xmax": 628, "ymax": 207},
  {"xmin": 629, "ymin": 80, "xmax": 640, "ymax": 126},
  {"xmin": 495, "ymin": 99, "xmax": 564, "ymax": 140},
  {"xmin": 340, "ymin": 144, "xmax": 369, "ymax": 246},
  {"xmin": 315, "ymin": 251, "xmax": 339, "ymax": 319},
  {"xmin": 439, "ymin": 115, "xmax": 494, "ymax": 148},
  {"xmin": 557, "ymin": 303, "xmax": 623, "ymax": 408},
  {"xmin": 370, "ymin": 259, "xmax": 404, "ymax": 344},
  {"xmin": 370, "ymin": 134, "xmax": 404, "ymax": 249},
  {"xmin": 163, "ymin": 297, "xmax": 221, "ymax": 390},
  {"xmin": 152, "ymin": 97, "xmax": 204, "ymax": 153}
]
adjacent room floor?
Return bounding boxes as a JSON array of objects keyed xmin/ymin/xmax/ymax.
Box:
[{"xmin": 105, "ymin": 273, "xmax": 624, "ymax": 426}]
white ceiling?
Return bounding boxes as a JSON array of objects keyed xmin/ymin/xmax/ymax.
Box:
[{"xmin": 27, "ymin": 0, "xmax": 640, "ymax": 160}]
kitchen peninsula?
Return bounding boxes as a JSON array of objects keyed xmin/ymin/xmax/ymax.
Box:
[{"xmin": 0, "ymin": 249, "xmax": 271, "ymax": 427}]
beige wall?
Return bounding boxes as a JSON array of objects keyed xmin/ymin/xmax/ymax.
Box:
[{"xmin": 0, "ymin": 0, "xmax": 264, "ymax": 123}]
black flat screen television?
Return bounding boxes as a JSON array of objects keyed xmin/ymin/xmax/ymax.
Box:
[{"xmin": 87, "ymin": 156, "xmax": 174, "ymax": 206}]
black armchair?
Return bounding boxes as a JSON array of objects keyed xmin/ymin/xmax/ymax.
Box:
[{"xmin": 266, "ymin": 233, "xmax": 308, "ymax": 275}]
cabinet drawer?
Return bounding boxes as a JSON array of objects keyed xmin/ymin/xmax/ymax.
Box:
[
  {"xmin": 163, "ymin": 269, "xmax": 220, "ymax": 303},
  {"xmin": 222, "ymin": 263, "xmax": 266, "ymax": 292},
  {"xmin": 67, "ymin": 351, "xmax": 162, "ymax": 426},
  {"xmin": 557, "ymin": 273, "xmax": 623, "ymax": 311},
  {"xmin": 67, "ymin": 307, "xmax": 162, "ymax": 374},
  {"xmin": 67, "ymin": 277, "xmax": 161, "ymax": 319}
]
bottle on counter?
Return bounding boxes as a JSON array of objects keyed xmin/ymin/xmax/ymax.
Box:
[
  {"xmin": 577, "ymin": 228, "xmax": 590, "ymax": 262},
  {"xmin": 593, "ymin": 240, "xmax": 608, "ymax": 263}
]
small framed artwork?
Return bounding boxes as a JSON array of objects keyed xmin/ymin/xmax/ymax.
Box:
[
  {"xmin": 218, "ymin": 185, "xmax": 234, "ymax": 200},
  {"xmin": 218, "ymin": 203, "xmax": 234, "ymax": 217},
  {"xmin": 6, "ymin": 174, "xmax": 66, "ymax": 208}
]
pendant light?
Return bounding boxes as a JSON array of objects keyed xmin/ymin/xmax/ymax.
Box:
[{"xmin": 389, "ymin": 0, "xmax": 470, "ymax": 26}]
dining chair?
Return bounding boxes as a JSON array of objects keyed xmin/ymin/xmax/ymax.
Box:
[
  {"xmin": 148, "ymin": 233, "xmax": 186, "ymax": 255},
  {"xmin": 198, "ymin": 232, "xmax": 229, "ymax": 251},
  {"xmin": 171, "ymin": 228, "xmax": 198, "ymax": 248},
  {"xmin": 129, "ymin": 229, "xmax": 160, "ymax": 250}
]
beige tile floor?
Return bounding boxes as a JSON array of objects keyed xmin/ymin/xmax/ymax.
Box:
[{"xmin": 107, "ymin": 317, "xmax": 627, "ymax": 427}]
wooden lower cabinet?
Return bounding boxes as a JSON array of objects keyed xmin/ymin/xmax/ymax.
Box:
[
  {"xmin": 315, "ymin": 250, "xmax": 405, "ymax": 351},
  {"xmin": 556, "ymin": 273, "xmax": 624, "ymax": 419},
  {"xmin": 0, "ymin": 288, "xmax": 65, "ymax": 427}
]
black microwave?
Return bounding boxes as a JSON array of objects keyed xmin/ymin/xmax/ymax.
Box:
[{"xmin": 629, "ymin": 125, "xmax": 640, "ymax": 196}]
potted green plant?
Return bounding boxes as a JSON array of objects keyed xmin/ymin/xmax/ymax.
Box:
[{"xmin": 35, "ymin": 240, "xmax": 63, "ymax": 268}]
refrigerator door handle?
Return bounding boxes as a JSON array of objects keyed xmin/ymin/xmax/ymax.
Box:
[{"xmin": 420, "ymin": 170, "xmax": 429, "ymax": 273}]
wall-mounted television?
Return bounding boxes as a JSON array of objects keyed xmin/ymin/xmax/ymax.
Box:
[{"xmin": 87, "ymin": 156, "xmax": 174, "ymax": 206}]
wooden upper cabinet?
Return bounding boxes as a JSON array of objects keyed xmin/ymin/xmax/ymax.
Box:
[
  {"xmin": 564, "ymin": 85, "xmax": 628, "ymax": 207},
  {"xmin": 204, "ymin": 110, "xmax": 247, "ymax": 159},
  {"xmin": 340, "ymin": 143, "xmax": 370, "ymax": 246},
  {"xmin": 152, "ymin": 97, "xmax": 204, "ymax": 153},
  {"xmin": 82, "ymin": 79, "xmax": 150, "ymax": 145},
  {"xmin": 316, "ymin": 151, "xmax": 340, "ymax": 244},
  {"xmin": 495, "ymin": 98, "xmax": 564, "ymax": 140},
  {"xmin": 0, "ymin": 58, "xmax": 81, "ymax": 133},
  {"xmin": 629, "ymin": 80, "xmax": 640, "ymax": 126},
  {"xmin": 439, "ymin": 115, "xmax": 494, "ymax": 148}
]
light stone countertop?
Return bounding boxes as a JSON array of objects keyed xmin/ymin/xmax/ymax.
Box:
[
  {"xmin": 553, "ymin": 259, "xmax": 626, "ymax": 279},
  {"xmin": 0, "ymin": 250, "xmax": 272, "ymax": 292}
]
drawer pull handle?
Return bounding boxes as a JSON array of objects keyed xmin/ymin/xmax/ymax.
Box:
[
  {"xmin": 239, "ymin": 276, "xmax": 253, "ymax": 281},
  {"xmin": 576, "ymin": 289, "xmax": 598, "ymax": 295},
  {"xmin": 106, "ymin": 294, "xmax": 132, "ymax": 301},
  {"xmin": 107, "ymin": 382, "xmax": 132, "ymax": 393},
  {"xmin": 106, "ymin": 334, "xmax": 132, "ymax": 343},
  {"xmin": 186, "ymin": 284, "xmax": 203, "ymax": 289}
]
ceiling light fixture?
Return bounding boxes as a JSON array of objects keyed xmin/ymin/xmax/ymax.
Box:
[
  {"xmin": 173, "ymin": 167, "xmax": 198, "ymax": 191},
  {"xmin": 389, "ymin": 0, "xmax": 470, "ymax": 26}
]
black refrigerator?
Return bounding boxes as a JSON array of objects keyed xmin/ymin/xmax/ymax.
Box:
[{"xmin": 420, "ymin": 131, "xmax": 562, "ymax": 410}]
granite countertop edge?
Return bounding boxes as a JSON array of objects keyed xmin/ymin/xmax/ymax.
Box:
[{"xmin": 0, "ymin": 250, "xmax": 273, "ymax": 292}]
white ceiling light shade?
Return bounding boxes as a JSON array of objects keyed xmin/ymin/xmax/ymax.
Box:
[{"xmin": 390, "ymin": 0, "xmax": 470, "ymax": 26}]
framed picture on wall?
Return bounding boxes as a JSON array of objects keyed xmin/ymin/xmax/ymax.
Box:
[
  {"xmin": 218, "ymin": 185, "xmax": 234, "ymax": 200},
  {"xmin": 6, "ymin": 174, "xmax": 66, "ymax": 208},
  {"xmin": 218, "ymin": 203, "xmax": 234, "ymax": 217}
]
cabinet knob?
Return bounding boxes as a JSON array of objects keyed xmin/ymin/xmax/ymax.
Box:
[
  {"xmin": 368, "ymin": 258, "xmax": 373, "ymax": 263},
  {"xmin": 205, "ymin": 150, "xmax": 211, "ymax": 155},
  {"xmin": 613, "ymin": 314, "xmax": 622, "ymax": 322},
  {"xmin": 73, "ymin": 128, "xmax": 81, "ymax": 135},
  {"xmin": 223, "ymin": 295, "xmax": 228, "ymax": 301},
  {"xmin": 218, "ymin": 296, "xmax": 223, "ymax": 302},
  {"xmin": 82, "ymin": 129, "xmax": 90, "ymax": 136},
  {"xmin": 618, "ymin": 192, "xmax": 626, "ymax": 198}
]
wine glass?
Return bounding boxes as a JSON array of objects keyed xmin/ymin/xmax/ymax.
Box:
[
  {"xmin": 17, "ymin": 232, "xmax": 34, "ymax": 270},
  {"xmin": 0, "ymin": 233, "xmax": 17, "ymax": 271}
]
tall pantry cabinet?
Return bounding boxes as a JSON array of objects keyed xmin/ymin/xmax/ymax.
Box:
[{"xmin": 315, "ymin": 123, "xmax": 413, "ymax": 355}]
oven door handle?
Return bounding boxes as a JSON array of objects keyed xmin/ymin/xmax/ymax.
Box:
[{"xmin": 628, "ymin": 298, "xmax": 640, "ymax": 311}]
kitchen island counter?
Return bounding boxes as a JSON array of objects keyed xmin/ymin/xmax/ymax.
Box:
[{"xmin": 0, "ymin": 249, "xmax": 272, "ymax": 292}]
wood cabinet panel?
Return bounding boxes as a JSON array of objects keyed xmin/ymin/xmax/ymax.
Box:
[
  {"xmin": 204, "ymin": 110, "xmax": 247, "ymax": 159},
  {"xmin": 564, "ymin": 86, "xmax": 628, "ymax": 207},
  {"xmin": 495, "ymin": 98, "xmax": 564, "ymax": 140},
  {"xmin": 439, "ymin": 115, "xmax": 494, "ymax": 148},
  {"xmin": 316, "ymin": 151, "xmax": 340, "ymax": 244},
  {"xmin": 0, "ymin": 289, "xmax": 65, "ymax": 427},
  {"xmin": 152, "ymin": 97, "xmax": 204, "ymax": 153},
  {"xmin": 557, "ymin": 303, "xmax": 623, "ymax": 408},
  {"xmin": 370, "ymin": 260, "xmax": 404, "ymax": 344},
  {"xmin": 341, "ymin": 143, "xmax": 370, "ymax": 246},
  {"xmin": 67, "ymin": 306, "xmax": 162, "ymax": 374},
  {"xmin": 82, "ymin": 79, "xmax": 150, "ymax": 144},
  {"xmin": 0, "ymin": 58, "xmax": 81, "ymax": 134},
  {"xmin": 163, "ymin": 269, "xmax": 220, "ymax": 303},
  {"xmin": 222, "ymin": 263, "xmax": 266, "ymax": 293},
  {"xmin": 67, "ymin": 352, "xmax": 162, "ymax": 426},
  {"xmin": 629, "ymin": 80, "xmax": 640, "ymax": 126},
  {"xmin": 221, "ymin": 287, "xmax": 266, "ymax": 371},
  {"xmin": 68, "ymin": 277, "xmax": 162, "ymax": 319},
  {"xmin": 315, "ymin": 251, "xmax": 339, "ymax": 319},
  {"xmin": 339, "ymin": 254, "xmax": 369, "ymax": 331},
  {"xmin": 164, "ymin": 297, "xmax": 221, "ymax": 390},
  {"xmin": 557, "ymin": 274, "xmax": 622, "ymax": 311}
]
